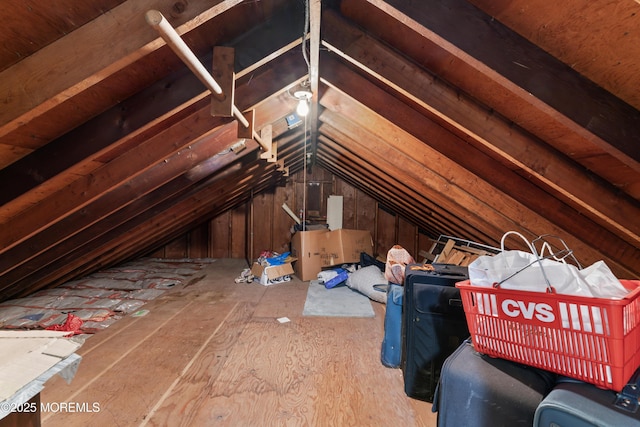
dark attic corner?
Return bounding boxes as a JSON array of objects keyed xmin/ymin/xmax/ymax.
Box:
[{"xmin": 0, "ymin": 0, "xmax": 639, "ymax": 426}]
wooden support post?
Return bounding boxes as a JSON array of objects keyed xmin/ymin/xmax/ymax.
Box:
[
  {"xmin": 146, "ymin": 10, "xmax": 257, "ymax": 147},
  {"xmin": 259, "ymin": 124, "xmax": 276, "ymax": 162},
  {"xmin": 237, "ymin": 109, "xmax": 254, "ymax": 139},
  {"xmin": 210, "ymin": 47, "xmax": 235, "ymax": 117},
  {"xmin": 276, "ymin": 159, "xmax": 289, "ymax": 176}
]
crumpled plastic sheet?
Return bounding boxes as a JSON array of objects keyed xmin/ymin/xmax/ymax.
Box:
[
  {"xmin": 33, "ymin": 288, "xmax": 123, "ymax": 299},
  {"xmin": 134, "ymin": 278, "xmax": 181, "ymax": 289},
  {"xmin": 80, "ymin": 317, "xmax": 120, "ymax": 333},
  {"xmin": 265, "ymin": 251, "xmax": 291, "ymax": 266},
  {"xmin": 0, "ymin": 295, "xmax": 123, "ymax": 311},
  {"xmin": 0, "ymin": 258, "xmax": 212, "ymax": 334},
  {"xmin": 114, "ymin": 300, "xmax": 146, "ymax": 314},
  {"xmin": 61, "ymin": 278, "xmax": 141, "ymax": 291},
  {"xmin": 46, "ymin": 313, "xmax": 84, "ymax": 335},
  {"xmin": 0, "ymin": 309, "xmax": 63, "ymax": 329},
  {"xmin": 84, "ymin": 270, "xmax": 148, "ymax": 281},
  {"xmin": 124, "ymin": 289, "xmax": 166, "ymax": 300}
]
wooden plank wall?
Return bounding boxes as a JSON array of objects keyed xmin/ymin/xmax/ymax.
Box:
[{"xmin": 150, "ymin": 167, "xmax": 435, "ymax": 262}]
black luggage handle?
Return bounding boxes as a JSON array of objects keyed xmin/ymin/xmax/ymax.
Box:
[
  {"xmin": 557, "ymin": 371, "xmax": 640, "ymax": 413},
  {"xmin": 614, "ymin": 369, "xmax": 640, "ymax": 413},
  {"xmin": 448, "ymin": 298, "xmax": 463, "ymax": 307},
  {"xmin": 408, "ymin": 263, "xmax": 469, "ymax": 278}
]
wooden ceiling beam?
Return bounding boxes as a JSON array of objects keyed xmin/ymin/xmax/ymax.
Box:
[
  {"xmin": 316, "ymin": 134, "xmax": 472, "ymax": 240},
  {"xmin": 0, "ymin": 123, "xmax": 238, "ymax": 283},
  {"xmin": 322, "ymin": 9, "xmax": 640, "ymax": 247},
  {"xmin": 318, "ymin": 156, "xmax": 449, "ymax": 240},
  {"xmin": 2, "ymin": 138, "xmax": 296, "ymax": 298},
  {"xmin": 0, "ymin": 69, "xmax": 208, "ymax": 209},
  {"xmin": 76, "ymin": 162, "xmax": 284, "ymax": 276},
  {"xmin": 319, "ymin": 55, "xmax": 639, "ymax": 277},
  {"xmin": 0, "ymin": 26, "xmax": 306, "ymax": 210},
  {"xmin": 307, "ymin": 0, "xmax": 321, "ymax": 159},
  {"xmin": 318, "ymin": 108, "xmax": 513, "ymax": 244},
  {"xmin": 0, "ymin": 100, "xmax": 229, "ymax": 253},
  {"xmin": 318, "ymin": 87, "xmax": 638, "ymax": 278},
  {"xmin": 0, "ymin": 49, "xmax": 307, "ymax": 254},
  {"xmin": 0, "ymin": 94, "xmax": 299, "ymax": 295},
  {"xmin": 341, "ymin": 0, "xmax": 640, "ymax": 170},
  {"xmin": 0, "ymin": 0, "xmax": 244, "ymax": 138}
]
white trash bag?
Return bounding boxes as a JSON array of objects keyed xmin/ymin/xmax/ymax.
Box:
[{"xmin": 468, "ymin": 231, "xmax": 628, "ymax": 299}]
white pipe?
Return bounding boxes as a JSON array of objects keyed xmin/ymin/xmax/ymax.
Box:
[
  {"xmin": 145, "ymin": 10, "xmax": 223, "ymax": 96},
  {"xmin": 145, "ymin": 10, "xmax": 254, "ymax": 133}
]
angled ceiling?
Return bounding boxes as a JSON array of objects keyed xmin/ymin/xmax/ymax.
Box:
[{"xmin": 0, "ymin": 0, "xmax": 638, "ymax": 301}]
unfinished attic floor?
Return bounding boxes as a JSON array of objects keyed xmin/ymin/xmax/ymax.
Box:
[{"xmin": 40, "ymin": 258, "xmax": 436, "ymax": 426}]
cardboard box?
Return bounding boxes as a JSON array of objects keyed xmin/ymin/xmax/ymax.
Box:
[
  {"xmin": 250, "ymin": 262, "xmax": 294, "ymax": 286},
  {"xmin": 291, "ymin": 229, "xmax": 374, "ymax": 281},
  {"xmin": 327, "ymin": 229, "xmax": 374, "ymax": 264},
  {"xmin": 291, "ymin": 229, "xmax": 331, "ymax": 281}
]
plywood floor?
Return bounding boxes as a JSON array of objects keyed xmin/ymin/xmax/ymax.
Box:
[{"xmin": 40, "ymin": 259, "xmax": 437, "ymax": 426}]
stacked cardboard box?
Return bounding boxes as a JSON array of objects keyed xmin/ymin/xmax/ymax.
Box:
[{"xmin": 291, "ymin": 229, "xmax": 373, "ymax": 281}]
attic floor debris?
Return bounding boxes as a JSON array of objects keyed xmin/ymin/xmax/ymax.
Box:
[
  {"xmin": 36, "ymin": 258, "xmax": 436, "ymax": 426},
  {"xmin": 0, "ymin": 258, "xmax": 213, "ymax": 335}
]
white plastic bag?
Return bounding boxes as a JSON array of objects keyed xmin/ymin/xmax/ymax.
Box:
[
  {"xmin": 580, "ymin": 260, "xmax": 629, "ymax": 299},
  {"xmin": 468, "ymin": 232, "xmax": 628, "ymax": 299}
]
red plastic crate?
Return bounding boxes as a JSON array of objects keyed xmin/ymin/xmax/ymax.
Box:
[{"xmin": 456, "ymin": 279, "xmax": 640, "ymax": 391}]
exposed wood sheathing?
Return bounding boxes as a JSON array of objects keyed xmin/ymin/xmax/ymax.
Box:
[{"xmin": 0, "ymin": 0, "xmax": 638, "ymax": 300}]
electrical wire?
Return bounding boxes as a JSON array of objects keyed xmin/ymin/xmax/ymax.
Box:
[
  {"xmin": 302, "ymin": 109, "xmax": 307, "ymax": 231},
  {"xmin": 301, "ymin": 0, "xmax": 310, "ymax": 232},
  {"xmin": 302, "ymin": 0, "xmax": 310, "ymax": 69}
]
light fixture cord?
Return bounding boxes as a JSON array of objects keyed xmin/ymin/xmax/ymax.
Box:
[
  {"xmin": 301, "ymin": 0, "xmax": 310, "ymax": 232},
  {"xmin": 302, "ymin": 110, "xmax": 307, "ymax": 231},
  {"xmin": 302, "ymin": 0, "xmax": 310, "ymax": 70}
]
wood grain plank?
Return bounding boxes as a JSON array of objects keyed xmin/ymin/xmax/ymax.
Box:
[
  {"xmin": 467, "ymin": 0, "xmax": 640, "ymax": 111},
  {"xmin": 211, "ymin": 211, "xmax": 232, "ymax": 259},
  {"xmin": 43, "ymin": 298, "xmax": 243, "ymax": 426},
  {"xmin": 41, "ymin": 293, "xmax": 195, "ymax": 402},
  {"xmin": 335, "ymin": 177, "xmax": 357, "ymax": 230},
  {"xmin": 251, "ymin": 280, "xmax": 308, "ymax": 319},
  {"xmin": 272, "ymin": 184, "xmax": 296, "ymax": 255},
  {"xmin": 355, "ymin": 188, "xmax": 379, "ymax": 245},
  {"xmin": 0, "ymin": 104, "xmax": 229, "ymax": 253},
  {"xmin": 398, "ymin": 217, "xmax": 418, "ymax": 258},
  {"xmin": 188, "ymin": 223, "xmax": 210, "ymax": 259},
  {"xmin": 342, "ymin": 0, "xmax": 640, "ymax": 167},
  {"xmin": 318, "ymin": 77, "xmax": 640, "ymax": 277},
  {"xmin": 230, "ymin": 204, "xmax": 248, "ymax": 259},
  {"xmin": 38, "ymin": 259, "xmax": 436, "ymax": 427},
  {"xmin": 322, "ymin": 11, "xmax": 640, "ymax": 244},
  {"xmin": 319, "ymin": 116, "xmax": 508, "ymax": 243},
  {"xmin": 317, "ymin": 148, "xmax": 462, "ymax": 242},
  {"xmin": 140, "ymin": 302, "xmax": 256, "ymax": 427},
  {"xmin": 376, "ymin": 206, "xmax": 397, "ymax": 258},
  {"xmin": 181, "ymin": 316, "xmax": 427, "ymax": 426},
  {"xmin": 251, "ymin": 192, "xmax": 274, "ymax": 257},
  {"xmin": 0, "ymin": 0, "xmax": 242, "ymax": 134}
]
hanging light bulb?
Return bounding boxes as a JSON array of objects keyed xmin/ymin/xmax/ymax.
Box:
[
  {"xmin": 294, "ymin": 90, "xmax": 312, "ymax": 117},
  {"xmin": 296, "ymin": 98, "xmax": 310, "ymax": 117}
]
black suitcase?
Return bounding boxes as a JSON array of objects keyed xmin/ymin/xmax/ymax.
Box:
[
  {"xmin": 534, "ymin": 374, "xmax": 640, "ymax": 427},
  {"xmin": 402, "ymin": 263, "xmax": 469, "ymax": 402},
  {"xmin": 433, "ymin": 339, "xmax": 557, "ymax": 427}
]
